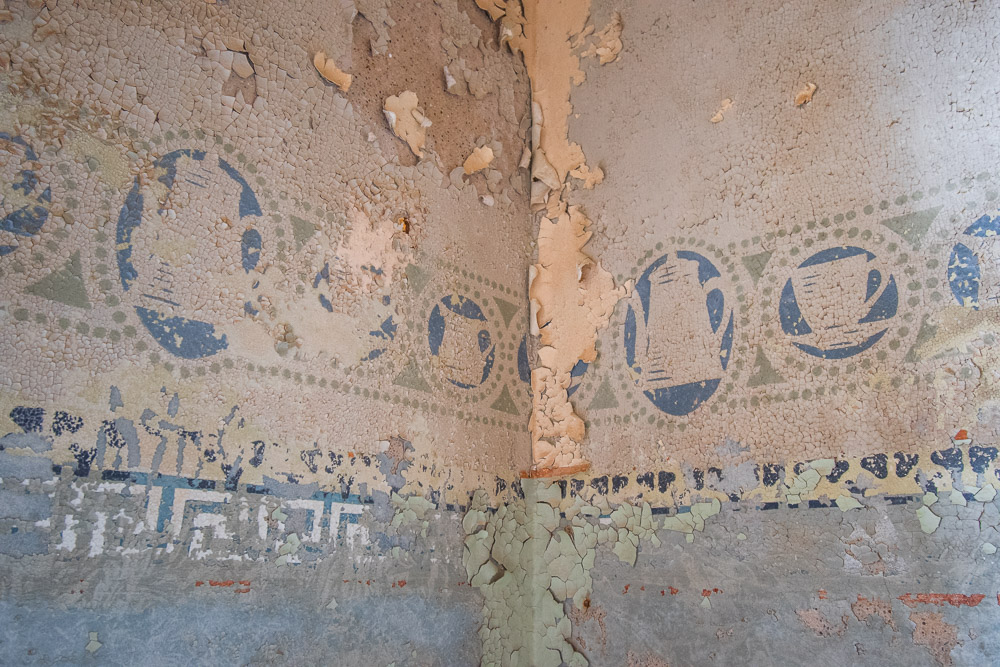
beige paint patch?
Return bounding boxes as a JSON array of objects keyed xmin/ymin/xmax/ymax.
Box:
[
  {"xmin": 711, "ymin": 98, "xmax": 733, "ymax": 124},
  {"xmin": 475, "ymin": 0, "xmax": 507, "ymax": 22},
  {"xmin": 383, "ymin": 91, "xmax": 431, "ymax": 158},
  {"xmin": 581, "ymin": 12, "xmax": 623, "ymax": 65},
  {"xmin": 500, "ymin": 0, "xmax": 596, "ymax": 184},
  {"xmin": 463, "ymin": 145, "xmax": 495, "ymax": 175},
  {"xmin": 795, "ymin": 82, "xmax": 818, "ymax": 106},
  {"xmin": 528, "ymin": 205, "xmax": 627, "ymax": 469},
  {"xmin": 313, "ymin": 51, "xmax": 352, "ymax": 91}
]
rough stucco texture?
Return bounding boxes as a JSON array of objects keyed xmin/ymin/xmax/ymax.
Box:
[
  {"xmin": 0, "ymin": 0, "xmax": 533, "ymax": 662},
  {"xmin": 5, "ymin": 0, "xmax": 1000, "ymax": 665}
]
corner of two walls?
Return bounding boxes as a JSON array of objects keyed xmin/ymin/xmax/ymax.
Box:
[{"xmin": 473, "ymin": 1, "xmax": 1000, "ymax": 665}]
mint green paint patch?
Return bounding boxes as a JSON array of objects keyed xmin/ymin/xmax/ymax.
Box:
[
  {"xmin": 26, "ymin": 251, "xmax": 91, "ymax": 309},
  {"xmin": 880, "ymin": 206, "xmax": 941, "ymax": 248},
  {"xmin": 394, "ymin": 359, "xmax": 432, "ymax": 392},
  {"xmin": 587, "ymin": 378, "xmax": 619, "ymax": 410},
  {"xmin": 290, "ymin": 215, "xmax": 316, "ymax": 250}
]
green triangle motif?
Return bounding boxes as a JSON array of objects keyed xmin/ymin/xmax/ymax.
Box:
[
  {"xmin": 904, "ymin": 315, "xmax": 938, "ymax": 363},
  {"xmin": 880, "ymin": 206, "xmax": 941, "ymax": 248},
  {"xmin": 405, "ymin": 264, "xmax": 431, "ymax": 295},
  {"xmin": 741, "ymin": 251, "xmax": 772, "ymax": 285},
  {"xmin": 587, "ymin": 378, "xmax": 619, "ymax": 410},
  {"xmin": 290, "ymin": 215, "xmax": 317, "ymax": 250},
  {"xmin": 490, "ymin": 384, "xmax": 520, "ymax": 415},
  {"xmin": 26, "ymin": 251, "xmax": 90, "ymax": 309},
  {"xmin": 747, "ymin": 345, "xmax": 784, "ymax": 387},
  {"xmin": 493, "ymin": 296, "xmax": 519, "ymax": 328},
  {"xmin": 393, "ymin": 359, "xmax": 431, "ymax": 392}
]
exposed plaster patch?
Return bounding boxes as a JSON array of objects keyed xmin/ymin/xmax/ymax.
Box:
[
  {"xmin": 625, "ymin": 652, "xmax": 672, "ymax": 667},
  {"xmin": 795, "ymin": 608, "xmax": 848, "ymax": 637},
  {"xmin": 910, "ymin": 612, "xmax": 960, "ymax": 667},
  {"xmin": 851, "ymin": 595, "xmax": 897, "ymax": 630}
]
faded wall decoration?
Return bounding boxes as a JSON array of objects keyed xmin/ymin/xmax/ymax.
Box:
[
  {"xmin": 4, "ymin": 0, "xmax": 1000, "ymax": 664},
  {"xmin": 624, "ymin": 248, "xmax": 734, "ymax": 416},
  {"xmin": 574, "ymin": 183, "xmax": 1000, "ymax": 470},
  {"xmin": 0, "ymin": 132, "xmax": 50, "ymax": 256}
]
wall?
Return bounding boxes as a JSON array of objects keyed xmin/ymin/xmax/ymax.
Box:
[
  {"xmin": 0, "ymin": 0, "xmax": 534, "ymax": 662},
  {"xmin": 512, "ymin": 0, "xmax": 1000, "ymax": 664},
  {"xmin": 4, "ymin": 0, "xmax": 1000, "ymax": 665}
]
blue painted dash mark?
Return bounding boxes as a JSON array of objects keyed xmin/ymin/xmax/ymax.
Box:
[{"xmin": 135, "ymin": 307, "xmax": 228, "ymax": 359}]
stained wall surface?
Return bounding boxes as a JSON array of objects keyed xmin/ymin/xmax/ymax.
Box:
[
  {"xmin": 568, "ymin": 0, "xmax": 1000, "ymax": 471},
  {"xmin": 535, "ymin": 0, "xmax": 1000, "ymax": 664},
  {"xmin": 0, "ymin": 0, "xmax": 534, "ymax": 662},
  {"xmin": 4, "ymin": 0, "xmax": 1000, "ymax": 665}
]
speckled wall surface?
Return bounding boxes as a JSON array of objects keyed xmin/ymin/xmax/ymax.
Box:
[
  {"xmin": 4, "ymin": 0, "xmax": 1000, "ymax": 665},
  {"xmin": 0, "ymin": 0, "xmax": 533, "ymax": 663},
  {"xmin": 519, "ymin": 0, "xmax": 1000, "ymax": 664}
]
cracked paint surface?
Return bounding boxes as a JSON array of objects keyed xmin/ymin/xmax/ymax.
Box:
[{"xmin": 5, "ymin": 0, "xmax": 1000, "ymax": 664}]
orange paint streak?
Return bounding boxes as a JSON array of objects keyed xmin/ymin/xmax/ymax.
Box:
[
  {"xmin": 669, "ymin": 587, "xmax": 679, "ymax": 595},
  {"xmin": 623, "ymin": 584, "xmax": 630, "ymax": 595},
  {"xmin": 209, "ymin": 580, "xmax": 235, "ymax": 587},
  {"xmin": 818, "ymin": 589, "xmax": 827, "ymax": 599},
  {"xmin": 898, "ymin": 593, "xmax": 985, "ymax": 608},
  {"xmin": 520, "ymin": 462, "xmax": 591, "ymax": 479},
  {"xmin": 397, "ymin": 580, "xmax": 407, "ymax": 588},
  {"xmin": 195, "ymin": 581, "xmax": 204, "ymax": 587},
  {"xmin": 234, "ymin": 588, "xmax": 251, "ymax": 594}
]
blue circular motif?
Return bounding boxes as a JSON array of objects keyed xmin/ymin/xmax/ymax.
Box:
[
  {"xmin": 624, "ymin": 250, "xmax": 734, "ymax": 416},
  {"xmin": 778, "ymin": 246, "xmax": 897, "ymax": 359},
  {"xmin": 116, "ymin": 149, "xmax": 262, "ymax": 359},
  {"xmin": 0, "ymin": 133, "xmax": 51, "ymax": 257},
  {"xmin": 428, "ymin": 295, "xmax": 496, "ymax": 389},
  {"xmin": 948, "ymin": 213, "xmax": 1000, "ymax": 310}
]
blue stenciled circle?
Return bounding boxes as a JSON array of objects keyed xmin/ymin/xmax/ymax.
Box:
[
  {"xmin": 428, "ymin": 295, "xmax": 495, "ymax": 389},
  {"xmin": 116, "ymin": 149, "xmax": 262, "ymax": 359},
  {"xmin": 0, "ymin": 133, "xmax": 51, "ymax": 257},
  {"xmin": 948, "ymin": 213, "xmax": 1000, "ymax": 310},
  {"xmin": 624, "ymin": 250, "xmax": 734, "ymax": 416},
  {"xmin": 779, "ymin": 246, "xmax": 897, "ymax": 359}
]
